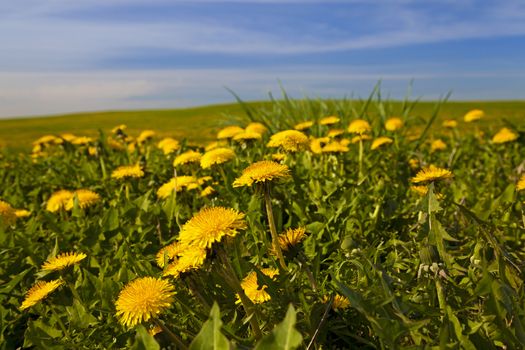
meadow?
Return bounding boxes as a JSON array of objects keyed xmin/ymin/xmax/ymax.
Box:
[{"xmin": 1, "ymin": 93, "xmax": 525, "ymax": 349}]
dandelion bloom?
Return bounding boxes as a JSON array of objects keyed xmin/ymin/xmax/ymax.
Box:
[
  {"xmin": 173, "ymin": 150, "xmax": 202, "ymax": 167},
  {"xmin": 157, "ymin": 176, "xmax": 198, "ymax": 199},
  {"xmin": 385, "ymin": 117, "xmax": 403, "ymax": 131},
  {"xmin": 157, "ymin": 138, "xmax": 180, "ymax": 155},
  {"xmin": 516, "ymin": 174, "xmax": 525, "ymax": 191},
  {"xmin": 411, "ymin": 165, "xmax": 453, "ymax": 184},
  {"xmin": 20, "ymin": 280, "xmax": 63, "ymax": 310},
  {"xmin": 294, "ymin": 121, "xmax": 314, "ymax": 131},
  {"xmin": 492, "ymin": 127, "xmax": 519, "ymax": 144},
  {"xmin": 137, "ymin": 130, "xmax": 155, "ymax": 143},
  {"xmin": 217, "ymin": 126, "xmax": 244, "ymax": 139},
  {"xmin": 233, "ymin": 131, "xmax": 262, "ymax": 142},
  {"xmin": 327, "ymin": 129, "xmax": 344, "ymax": 138},
  {"xmin": 204, "ymin": 141, "xmax": 227, "ymax": 151},
  {"xmin": 310, "ymin": 137, "xmax": 330, "ymax": 154},
  {"xmin": 163, "ymin": 247, "xmax": 207, "ymax": 278},
  {"xmin": 267, "ymin": 130, "xmax": 309, "ymax": 152},
  {"xmin": 41, "ymin": 252, "xmax": 87, "ymax": 271},
  {"xmin": 60, "ymin": 133, "xmax": 77, "ymax": 142},
  {"xmin": 65, "ymin": 189, "xmax": 101, "ymax": 210},
  {"xmin": 371, "ymin": 137, "xmax": 393, "ymax": 150},
  {"xmin": 200, "ymin": 148, "xmax": 235, "ymax": 169},
  {"xmin": 411, "ymin": 185, "xmax": 443, "ymax": 199},
  {"xmin": 348, "ymin": 119, "xmax": 371, "ymax": 134},
  {"xmin": 277, "ymin": 227, "xmax": 306, "ymax": 251},
  {"xmin": 46, "ymin": 190, "xmax": 73, "ymax": 212},
  {"xmin": 0, "ymin": 200, "xmax": 17, "ymax": 225},
  {"xmin": 408, "ymin": 158, "xmax": 419, "ymax": 170},
  {"xmin": 111, "ymin": 164, "xmax": 144, "ymax": 179},
  {"xmin": 233, "ymin": 160, "xmax": 290, "ymax": 187},
  {"xmin": 111, "ymin": 124, "xmax": 127, "ymax": 134},
  {"xmin": 178, "ymin": 207, "xmax": 246, "ymax": 249},
  {"xmin": 245, "ymin": 122, "xmax": 268, "ymax": 135},
  {"xmin": 15, "ymin": 209, "xmax": 31, "ymax": 218},
  {"xmin": 107, "ymin": 138, "xmax": 125, "ymax": 150},
  {"xmin": 88, "ymin": 147, "xmax": 98, "ymax": 156},
  {"xmin": 33, "ymin": 135, "xmax": 61, "ymax": 146},
  {"xmin": 200, "ymin": 186, "xmax": 215, "ymax": 197},
  {"xmin": 442, "ymin": 120, "xmax": 458, "ymax": 128},
  {"xmin": 115, "ymin": 277, "xmax": 175, "ymax": 327},
  {"xmin": 322, "ymin": 141, "xmax": 349, "ymax": 153},
  {"xmin": 323, "ymin": 294, "xmax": 350, "ymax": 311},
  {"xmin": 156, "ymin": 242, "xmax": 184, "ymax": 268},
  {"xmin": 271, "ymin": 153, "xmax": 286, "ymax": 162},
  {"xmin": 240, "ymin": 272, "xmax": 270, "ymax": 304},
  {"xmin": 464, "ymin": 109, "xmax": 484, "ymax": 122},
  {"xmin": 351, "ymin": 135, "xmax": 372, "ymax": 144},
  {"xmin": 319, "ymin": 116, "xmax": 340, "ymax": 126},
  {"xmin": 430, "ymin": 139, "xmax": 447, "ymax": 152},
  {"xmin": 71, "ymin": 136, "xmax": 93, "ymax": 145}
]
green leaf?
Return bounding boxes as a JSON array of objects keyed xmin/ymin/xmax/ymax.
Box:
[
  {"xmin": 103, "ymin": 207, "xmax": 120, "ymax": 231},
  {"xmin": 131, "ymin": 325, "xmax": 160, "ymax": 350},
  {"xmin": 254, "ymin": 304, "xmax": 303, "ymax": 350},
  {"xmin": 65, "ymin": 299, "xmax": 98, "ymax": 329},
  {"xmin": 189, "ymin": 302, "xmax": 230, "ymax": 350}
]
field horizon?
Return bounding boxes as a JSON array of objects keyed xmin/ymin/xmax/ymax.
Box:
[{"xmin": 1, "ymin": 99, "xmax": 524, "ymax": 151}]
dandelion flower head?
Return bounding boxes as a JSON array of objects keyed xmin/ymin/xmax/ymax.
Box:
[
  {"xmin": 411, "ymin": 165, "xmax": 453, "ymax": 184},
  {"xmin": 351, "ymin": 134, "xmax": 372, "ymax": 144},
  {"xmin": 371, "ymin": 137, "xmax": 393, "ymax": 150},
  {"xmin": 267, "ymin": 130, "xmax": 309, "ymax": 152},
  {"xmin": 245, "ymin": 122, "xmax": 268, "ymax": 135},
  {"xmin": 430, "ymin": 139, "xmax": 447, "ymax": 152},
  {"xmin": 157, "ymin": 138, "xmax": 180, "ymax": 155},
  {"xmin": 322, "ymin": 141, "xmax": 349, "ymax": 153},
  {"xmin": 173, "ymin": 150, "xmax": 202, "ymax": 167},
  {"xmin": 20, "ymin": 280, "xmax": 63, "ymax": 310},
  {"xmin": 217, "ymin": 126, "xmax": 244, "ymax": 139},
  {"xmin": 137, "ymin": 130, "xmax": 155, "ymax": 143},
  {"xmin": 111, "ymin": 164, "xmax": 144, "ymax": 179},
  {"xmin": 156, "ymin": 241, "xmax": 184, "ymax": 268},
  {"xmin": 65, "ymin": 189, "xmax": 101, "ymax": 210},
  {"xmin": 41, "ymin": 252, "xmax": 87, "ymax": 271},
  {"xmin": 46, "ymin": 190, "xmax": 73, "ymax": 212},
  {"xmin": 517, "ymin": 174, "xmax": 525, "ymax": 191},
  {"xmin": 348, "ymin": 119, "xmax": 371, "ymax": 134},
  {"xmin": 294, "ymin": 121, "xmax": 314, "ymax": 131},
  {"xmin": 15, "ymin": 209, "xmax": 31, "ymax": 218},
  {"xmin": 464, "ymin": 109, "xmax": 484, "ymax": 122},
  {"xmin": 385, "ymin": 117, "xmax": 403, "ymax": 131},
  {"xmin": 233, "ymin": 131, "xmax": 262, "ymax": 142},
  {"xmin": 115, "ymin": 277, "xmax": 175, "ymax": 327},
  {"xmin": 200, "ymin": 148, "xmax": 235, "ymax": 169},
  {"xmin": 442, "ymin": 120, "xmax": 458, "ymax": 128},
  {"xmin": 278, "ymin": 227, "xmax": 307, "ymax": 251},
  {"xmin": 233, "ymin": 161, "xmax": 290, "ymax": 187},
  {"xmin": 327, "ymin": 129, "xmax": 344, "ymax": 138},
  {"xmin": 0, "ymin": 200, "xmax": 17, "ymax": 225},
  {"xmin": 163, "ymin": 247, "xmax": 207, "ymax": 278},
  {"xmin": 323, "ymin": 294, "xmax": 350, "ymax": 311},
  {"xmin": 492, "ymin": 127, "xmax": 518, "ymax": 144},
  {"xmin": 319, "ymin": 116, "xmax": 340, "ymax": 126},
  {"xmin": 157, "ymin": 176, "xmax": 198, "ymax": 199}
]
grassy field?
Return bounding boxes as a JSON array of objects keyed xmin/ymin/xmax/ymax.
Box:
[{"xmin": 1, "ymin": 100, "xmax": 524, "ymax": 151}]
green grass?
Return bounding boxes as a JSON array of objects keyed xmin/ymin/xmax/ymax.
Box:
[{"xmin": 1, "ymin": 100, "xmax": 524, "ymax": 151}]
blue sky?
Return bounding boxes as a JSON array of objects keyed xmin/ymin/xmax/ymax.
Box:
[{"xmin": 0, "ymin": 0, "xmax": 524, "ymax": 118}]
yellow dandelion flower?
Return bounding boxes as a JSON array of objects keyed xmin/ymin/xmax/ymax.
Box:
[
  {"xmin": 271, "ymin": 153, "xmax": 286, "ymax": 162},
  {"xmin": 163, "ymin": 247, "xmax": 207, "ymax": 278},
  {"xmin": 239, "ymin": 271, "xmax": 271, "ymax": 304},
  {"xmin": 294, "ymin": 121, "xmax": 314, "ymax": 131},
  {"xmin": 323, "ymin": 294, "xmax": 350, "ymax": 311},
  {"xmin": 464, "ymin": 109, "xmax": 484, "ymax": 122},
  {"xmin": 20, "ymin": 280, "xmax": 63, "ymax": 310},
  {"xmin": 517, "ymin": 175, "xmax": 525, "ymax": 191},
  {"xmin": 442, "ymin": 119, "xmax": 458, "ymax": 128},
  {"xmin": 310, "ymin": 137, "xmax": 330, "ymax": 154},
  {"xmin": 319, "ymin": 116, "xmax": 340, "ymax": 126},
  {"xmin": 267, "ymin": 130, "xmax": 309, "ymax": 152},
  {"xmin": 178, "ymin": 207, "xmax": 246, "ymax": 249},
  {"xmin": 15, "ymin": 209, "xmax": 31, "ymax": 218},
  {"xmin": 111, "ymin": 124, "xmax": 127, "ymax": 134},
  {"xmin": 60, "ymin": 133, "xmax": 77, "ymax": 142},
  {"xmin": 200, "ymin": 148, "xmax": 235, "ymax": 169},
  {"xmin": 411, "ymin": 165, "xmax": 453, "ymax": 184},
  {"xmin": 408, "ymin": 158, "xmax": 419, "ymax": 170},
  {"xmin": 137, "ymin": 130, "xmax": 155, "ymax": 143},
  {"xmin": 41, "ymin": 252, "xmax": 87, "ymax": 271},
  {"xmin": 148, "ymin": 325, "xmax": 163, "ymax": 336},
  {"xmin": 46, "ymin": 190, "xmax": 73, "ymax": 212},
  {"xmin": 233, "ymin": 160, "xmax": 290, "ymax": 187},
  {"xmin": 371, "ymin": 137, "xmax": 393, "ymax": 150},
  {"xmin": 348, "ymin": 119, "xmax": 371, "ymax": 134},
  {"xmin": 411, "ymin": 185, "xmax": 444, "ymax": 199},
  {"xmin": 71, "ymin": 136, "xmax": 93, "ymax": 145},
  {"xmin": 277, "ymin": 227, "xmax": 306, "ymax": 251},
  {"xmin": 156, "ymin": 242, "xmax": 184, "ymax": 268},
  {"xmin": 430, "ymin": 139, "xmax": 447, "ymax": 152},
  {"xmin": 385, "ymin": 117, "xmax": 403, "ymax": 131},
  {"xmin": 322, "ymin": 141, "xmax": 349, "ymax": 153},
  {"xmin": 204, "ymin": 141, "xmax": 227, "ymax": 151},
  {"xmin": 200, "ymin": 186, "xmax": 215, "ymax": 197},
  {"xmin": 217, "ymin": 125, "xmax": 244, "ymax": 139},
  {"xmin": 65, "ymin": 189, "xmax": 101, "ymax": 210},
  {"xmin": 127, "ymin": 142, "xmax": 136, "ymax": 152},
  {"xmin": 245, "ymin": 122, "xmax": 268, "ymax": 135},
  {"xmin": 0, "ymin": 200, "xmax": 17, "ymax": 225},
  {"xmin": 33, "ymin": 135, "xmax": 61, "ymax": 146},
  {"xmin": 111, "ymin": 164, "xmax": 144, "ymax": 179},
  {"xmin": 115, "ymin": 277, "xmax": 175, "ymax": 328},
  {"xmin": 198, "ymin": 176, "xmax": 213, "ymax": 185},
  {"xmin": 351, "ymin": 134, "xmax": 372, "ymax": 144},
  {"xmin": 340, "ymin": 138, "xmax": 351, "ymax": 146},
  {"xmin": 173, "ymin": 150, "xmax": 202, "ymax": 167},
  {"xmin": 260, "ymin": 267, "xmax": 279, "ymax": 279},
  {"xmin": 157, "ymin": 138, "xmax": 180, "ymax": 155},
  {"xmin": 233, "ymin": 131, "xmax": 262, "ymax": 142},
  {"xmin": 492, "ymin": 127, "xmax": 519, "ymax": 144},
  {"xmin": 327, "ymin": 129, "xmax": 344, "ymax": 138},
  {"xmin": 107, "ymin": 137, "xmax": 125, "ymax": 150},
  {"xmin": 88, "ymin": 146, "xmax": 98, "ymax": 156},
  {"xmin": 157, "ymin": 176, "xmax": 198, "ymax": 199}
]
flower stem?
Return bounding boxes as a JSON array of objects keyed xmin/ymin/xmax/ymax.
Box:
[
  {"xmin": 216, "ymin": 246, "xmax": 262, "ymax": 340},
  {"xmin": 263, "ymin": 184, "xmax": 287, "ymax": 269},
  {"xmin": 153, "ymin": 318, "xmax": 188, "ymax": 350},
  {"xmin": 358, "ymin": 138, "xmax": 364, "ymax": 180}
]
